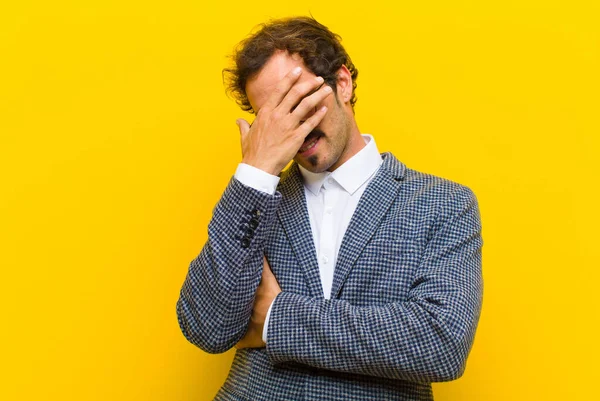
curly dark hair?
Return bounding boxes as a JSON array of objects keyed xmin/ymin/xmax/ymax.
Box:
[{"xmin": 223, "ymin": 16, "xmax": 358, "ymax": 114}]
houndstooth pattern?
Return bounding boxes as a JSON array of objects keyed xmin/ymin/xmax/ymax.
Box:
[{"xmin": 176, "ymin": 152, "xmax": 483, "ymax": 400}]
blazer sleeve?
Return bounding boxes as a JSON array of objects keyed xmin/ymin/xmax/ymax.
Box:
[
  {"xmin": 265, "ymin": 185, "xmax": 483, "ymax": 383},
  {"xmin": 176, "ymin": 177, "xmax": 281, "ymax": 353}
]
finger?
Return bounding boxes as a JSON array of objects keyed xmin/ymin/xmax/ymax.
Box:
[
  {"xmin": 277, "ymin": 75, "xmax": 325, "ymax": 115},
  {"xmin": 261, "ymin": 66, "xmax": 303, "ymax": 110},
  {"xmin": 236, "ymin": 118, "xmax": 251, "ymax": 137},
  {"xmin": 295, "ymin": 106, "xmax": 328, "ymax": 138},
  {"xmin": 291, "ymin": 84, "xmax": 333, "ymax": 121}
]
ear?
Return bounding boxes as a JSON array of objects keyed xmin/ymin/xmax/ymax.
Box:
[{"xmin": 335, "ymin": 64, "xmax": 353, "ymax": 104}]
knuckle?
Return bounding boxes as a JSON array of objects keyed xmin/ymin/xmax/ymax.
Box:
[
  {"xmin": 295, "ymin": 98, "xmax": 313, "ymax": 114},
  {"xmin": 301, "ymin": 96, "xmax": 314, "ymax": 108},
  {"xmin": 296, "ymin": 120, "xmax": 314, "ymax": 131},
  {"xmin": 256, "ymin": 107, "xmax": 268, "ymax": 118},
  {"xmin": 292, "ymin": 98, "xmax": 307, "ymax": 112},
  {"xmin": 289, "ymin": 86, "xmax": 303, "ymax": 98},
  {"xmin": 301, "ymin": 118, "xmax": 315, "ymax": 129},
  {"xmin": 270, "ymin": 110, "xmax": 282, "ymax": 121}
]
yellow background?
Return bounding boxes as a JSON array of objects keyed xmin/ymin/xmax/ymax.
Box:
[{"xmin": 1, "ymin": 1, "xmax": 598, "ymax": 400}]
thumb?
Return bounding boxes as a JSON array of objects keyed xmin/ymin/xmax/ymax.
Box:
[{"xmin": 236, "ymin": 118, "xmax": 251, "ymax": 137}]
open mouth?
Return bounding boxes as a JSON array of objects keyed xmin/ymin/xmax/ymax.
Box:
[
  {"xmin": 298, "ymin": 130, "xmax": 324, "ymax": 155},
  {"xmin": 299, "ymin": 136, "xmax": 319, "ymax": 153}
]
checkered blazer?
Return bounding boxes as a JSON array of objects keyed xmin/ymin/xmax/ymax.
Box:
[{"xmin": 177, "ymin": 152, "xmax": 483, "ymax": 401}]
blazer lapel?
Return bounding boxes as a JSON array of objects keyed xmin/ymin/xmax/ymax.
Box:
[
  {"xmin": 330, "ymin": 153, "xmax": 407, "ymax": 298},
  {"xmin": 277, "ymin": 163, "xmax": 324, "ymax": 298}
]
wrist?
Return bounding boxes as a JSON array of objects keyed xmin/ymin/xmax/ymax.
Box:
[{"xmin": 241, "ymin": 158, "xmax": 281, "ymax": 176}]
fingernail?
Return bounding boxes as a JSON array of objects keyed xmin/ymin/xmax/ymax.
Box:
[
  {"xmin": 316, "ymin": 76, "xmax": 324, "ymax": 83},
  {"xmin": 293, "ymin": 67, "xmax": 302, "ymax": 75},
  {"xmin": 324, "ymin": 86, "xmax": 332, "ymax": 93}
]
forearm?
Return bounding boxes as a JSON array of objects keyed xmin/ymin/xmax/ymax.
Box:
[
  {"xmin": 176, "ymin": 176, "xmax": 281, "ymax": 353},
  {"xmin": 266, "ymin": 289, "xmax": 480, "ymax": 383}
]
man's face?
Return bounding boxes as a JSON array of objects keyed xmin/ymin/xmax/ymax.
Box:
[{"xmin": 245, "ymin": 51, "xmax": 353, "ymax": 173}]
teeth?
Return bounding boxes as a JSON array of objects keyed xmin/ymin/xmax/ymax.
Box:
[{"xmin": 300, "ymin": 138, "xmax": 318, "ymax": 153}]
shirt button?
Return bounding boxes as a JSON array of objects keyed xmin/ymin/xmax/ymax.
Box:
[
  {"xmin": 322, "ymin": 255, "xmax": 329, "ymax": 264},
  {"xmin": 325, "ymin": 207, "xmax": 333, "ymax": 214},
  {"xmin": 328, "ymin": 178, "xmax": 334, "ymax": 184}
]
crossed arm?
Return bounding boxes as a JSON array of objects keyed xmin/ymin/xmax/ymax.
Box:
[
  {"xmin": 176, "ymin": 179, "xmax": 483, "ymax": 383},
  {"xmin": 263, "ymin": 186, "xmax": 483, "ymax": 382}
]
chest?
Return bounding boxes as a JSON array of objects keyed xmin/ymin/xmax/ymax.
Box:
[{"xmin": 264, "ymin": 197, "xmax": 434, "ymax": 305}]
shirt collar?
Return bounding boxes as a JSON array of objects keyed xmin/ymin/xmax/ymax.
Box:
[{"xmin": 299, "ymin": 134, "xmax": 383, "ymax": 196}]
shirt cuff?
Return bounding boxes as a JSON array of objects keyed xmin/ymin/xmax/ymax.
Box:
[
  {"xmin": 234, "ymin": 163, "xmax": 280, "ymax": 195},
  {"xmin": 262, "ymin": 296, "xmax": 277, "ymax": 344}
]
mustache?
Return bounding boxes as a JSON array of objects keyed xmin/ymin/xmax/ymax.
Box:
[{"xmin": 304, "ymin": 128, "xmax": 325, "ymax": 142}]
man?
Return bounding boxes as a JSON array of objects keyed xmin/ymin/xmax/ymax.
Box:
[{"xmin": 177, "ymin": 16, "xmax": 483, "ymax": 401}]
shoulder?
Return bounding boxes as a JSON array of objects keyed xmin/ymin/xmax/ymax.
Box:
[{"xmin": 381, "ymin": 152, "xmax": 478, "ymax": 212}]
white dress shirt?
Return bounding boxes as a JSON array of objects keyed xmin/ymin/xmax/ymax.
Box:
[{"xmin": 234, "ymin": 134, "xmax": 383, "ymax": 343}]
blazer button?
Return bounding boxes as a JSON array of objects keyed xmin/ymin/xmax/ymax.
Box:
[
  {"xmin": 249, "ymin": 218, "xmax": 259, "ymax": 229},
  {"xmin": 241, "ymin": 238, "xmax": 250, "ymax": 248}
]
